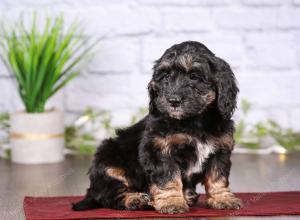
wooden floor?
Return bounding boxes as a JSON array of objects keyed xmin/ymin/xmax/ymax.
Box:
[{"xmin": 0, "ymin": 153, "xmax": 300, "ymax": 220}]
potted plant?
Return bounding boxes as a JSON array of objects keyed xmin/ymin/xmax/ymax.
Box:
[{"xmin": 0, "ymin": 14, "xmax": 97, "ymax": 164}]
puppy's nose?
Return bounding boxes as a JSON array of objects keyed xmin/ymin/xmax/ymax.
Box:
[{"xmin": 168, "ymin": 96, "xmax": 181, "ymax": 107}]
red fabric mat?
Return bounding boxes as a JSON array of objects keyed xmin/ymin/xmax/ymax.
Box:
[{"xmin": 24, "ymin": 191, "xmax": 300, "ymax": 220}]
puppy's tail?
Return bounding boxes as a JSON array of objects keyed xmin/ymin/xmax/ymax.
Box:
[{"xmin": 72, "ymin": 196, "xmax": 101, "ymax": 211}]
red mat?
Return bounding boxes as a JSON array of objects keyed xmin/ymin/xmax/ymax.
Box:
[{"xmin": 24, "ymin": 191, "xmax": 300, "ymax": 220}]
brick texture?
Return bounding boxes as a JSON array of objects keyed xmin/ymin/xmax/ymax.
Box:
[{"xmin": 0, "ymin": 0, "xmax": 299, "ymax": 129}]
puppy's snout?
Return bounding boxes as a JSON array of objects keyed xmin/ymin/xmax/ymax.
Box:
[{"xmin": 168, "ymin": 95, "xmax": 182, "ymax": 107}]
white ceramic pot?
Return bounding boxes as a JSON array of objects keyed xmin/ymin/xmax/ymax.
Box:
[{"xmin": 10, "ymin": 109, "xmax": 65, "ymax": 164}]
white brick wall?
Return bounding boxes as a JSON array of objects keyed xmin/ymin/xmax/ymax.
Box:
[{"xmin": 0, "ymin": 0, "xmax": 299, "ymax": 129}]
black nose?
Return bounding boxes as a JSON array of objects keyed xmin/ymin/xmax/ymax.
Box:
[{"xmin": 168, "ymin": 96, "xmax": 181, "ymax": 107}]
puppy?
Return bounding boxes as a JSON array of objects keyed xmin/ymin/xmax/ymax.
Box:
[{"xmin": 73, "ymin": 41, "xmax": 243, "ymax": 214}]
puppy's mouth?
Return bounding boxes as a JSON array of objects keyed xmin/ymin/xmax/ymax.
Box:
[{"xmin": 168, "ymin": 107, "xmax": 185, "ymax": 119}]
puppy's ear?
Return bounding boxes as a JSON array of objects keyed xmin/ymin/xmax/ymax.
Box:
[
  {"xmin": 206, "ymin": 55, "xmax": 238, "ymax": 119},
  {"xmin": 148, "ymin": 80, "xmax": 158, "ymax": 115}
]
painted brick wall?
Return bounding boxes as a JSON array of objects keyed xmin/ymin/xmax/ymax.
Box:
[{"xmin": 0, "ymin": 0, "xmax": 299, "ymax": 128}]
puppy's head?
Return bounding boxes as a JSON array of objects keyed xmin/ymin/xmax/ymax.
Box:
[{"xmin": 148, "ymin": 41, "xmax": 238, "ymax": 120}]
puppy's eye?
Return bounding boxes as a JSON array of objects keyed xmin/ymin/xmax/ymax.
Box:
[
  {"xmin": 189, "ymin": 72, "xmax": 207, "ymax": 82},
  {"xmin": 189, "ymin": 72, "xmax": 199, "ymax": 80},
  {"xmin": 155, "ymin": 72, "xmax": 170, "ymax": 81}
]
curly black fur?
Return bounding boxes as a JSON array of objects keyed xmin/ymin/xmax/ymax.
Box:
[{"xmin": 72, "ymin": 41, "xmax": 242, "ymax": 214}]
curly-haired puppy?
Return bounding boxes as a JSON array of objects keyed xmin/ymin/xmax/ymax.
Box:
[{"xmin": 73, "ymin": 41, "xmax": 243, "ymax": 214}]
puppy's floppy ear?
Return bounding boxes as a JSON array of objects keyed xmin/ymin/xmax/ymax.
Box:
[
  {"xmin": 206, "ymin": 55, "xmax": 238, "ymax": 119},
  {"xmin": 148, "ymin": 80, "xmax": 158, "ymax": 115}
]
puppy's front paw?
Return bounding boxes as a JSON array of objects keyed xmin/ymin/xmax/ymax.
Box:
[
  {"xmin": 156, "ymin": 197, "xmax": 189, "ymax": 214},
  {"xmin": 205, "ymin": 194, "xmax": 243, "ymax": 210}
]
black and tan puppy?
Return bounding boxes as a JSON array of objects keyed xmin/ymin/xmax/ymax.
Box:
[{"xmin": 73, "ymin": 41, "xmax": 243, "ymax": 214}]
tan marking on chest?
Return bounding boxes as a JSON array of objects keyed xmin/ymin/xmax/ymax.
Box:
[
  {"xmin": 210, "ymin": 133, "xmax": 234, "ymax": 150},
  {"xmin": 153, "ymin": 133, "xmax": 193, "ymax": 155}
]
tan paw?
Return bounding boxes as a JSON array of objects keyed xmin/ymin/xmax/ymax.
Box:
[
  {"xmin": 159, "ymin": 203, "xmax": 189, "ymax": 214},
  {"xmin": 157, "ymin": 198, "xmax": 189, "ymax": 214},
  {"xmin": 205, "ymin": 195, "xmax": 243, "ymax": 210},
  {"xmin": 124, "ymin": 193, "xmax": 151, "ymax": 210}
]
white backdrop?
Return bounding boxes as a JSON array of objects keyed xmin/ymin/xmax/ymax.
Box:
[{"xmin": 0, "ymin": 0, "xmax": 299, "ymax": 129}]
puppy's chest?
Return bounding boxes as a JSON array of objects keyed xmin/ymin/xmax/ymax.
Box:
[
  {"xmin": 154, "ymin": 133, "xmax": 215, "ymax": 175},
  {"xmin": 185, "ymin": 141, "xmax": 215, "ymax": 177}
]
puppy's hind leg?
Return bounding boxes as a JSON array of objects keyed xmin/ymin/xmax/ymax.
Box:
[
  {"xmin": 72, "ymin": 167, "xmax": 129, "ymax": 211},
  {"xmin": 73, "ymin": 166, "xmax": 151, "ymax": 211},
  {"xmin": 105, "ymin": 167, "xmax": 151, "ymax": 210}
]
